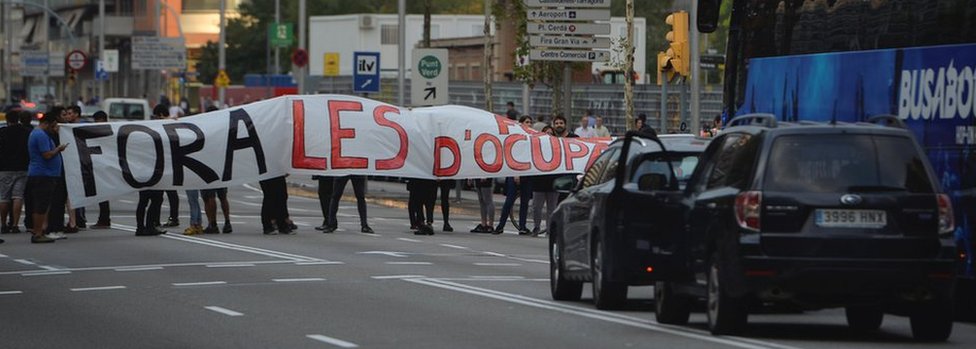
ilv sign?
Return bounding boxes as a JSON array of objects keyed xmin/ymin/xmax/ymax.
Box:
[{"xmin": 411, "ymin": 48, "xmax": 449, "ymax": 106}]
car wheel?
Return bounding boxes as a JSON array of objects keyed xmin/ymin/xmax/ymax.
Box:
[
  {"xmin": 910, "ymin": 300, "xmax": 953, "ymax": 342},
  {"xmin": 706, "ymin": 253, "xmax": 747, "ymax": 335},
  {"xmin": 550, "ymin": 230, "xmax": 582, "ymax": 301},
  {"xmin": 655, "ymin": 281, "xmax": 691, "ymax": 325},
  {"xmin": 592, "ymin": 239, "xmax": 627, "ymax": 310},
  {"xmin": 845, "ymin": 306, "xmax": 883, "ymax": 332}
]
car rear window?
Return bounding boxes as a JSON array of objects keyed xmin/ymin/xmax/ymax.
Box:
[{"xmin": 764, "ymin": 134, "xmax": 933, "ymax": 193}]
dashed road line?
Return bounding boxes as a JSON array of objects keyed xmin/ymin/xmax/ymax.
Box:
[
  {"xmin": 371, "ymin": 275, "xmax": 426, "ymax": 280},
  {"xmin": 397, "ymin": 238, "xmax": 422, "ymax": 243},
  {"xmin": 22, "ymin": 271, "xmax": 71, "ymax": 276},
  {"xmin": 384, "ymin": 261, "xmax": 432, "ymax": 265},
  {"xmin": 272, "ymin": 278, "xmax": 326, "ymax": 282},
  {"xmin": 482, "ymin": 251, "xmax": 505, "ymax": 257},
  {"xmin": 115, "ymin": 267, "xmax": 164, "ymax": 272},
  {"xmin": 306, "ymin": 334, "xmax": 359, "ymax": 348},
  {"xmin": 14, "ymin": 259, "xmax": 36, "ymax": 265},
  {"xmin": 173, "ymin": 281, "xmax": 227, "ymax": 287},
  {"xmin": 440, "ymin": 244, "xmax": 469, "ymax": 250},
  {"xmin": 205, "ymin": 306, "xmax": 244, "ymax": 317},
  {"xmin": 469, "ymin": 276, "xmax": 525, "ymax": 280},
  {"xmin": 0, "ymin": 291, "xmax": 24, "ymax": 295},
  {"xmin": 206, "ymin": 263, "xmax": 256, "ymax": 268},
  {"xmin": 474, "ymin": 263, "xmax": 521, "ymax": 266},
  {"xmin": 71, "ymin": 286, "xmax": 127, "ymax": 292},
  {"xmin": 295, "ymin": 261, "xmax": 345, "ymax": 265}
]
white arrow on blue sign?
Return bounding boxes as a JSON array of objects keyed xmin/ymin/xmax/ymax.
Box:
[{"xmin": 353, "ymin": 51, "xmax": 381, "ymax": 94}]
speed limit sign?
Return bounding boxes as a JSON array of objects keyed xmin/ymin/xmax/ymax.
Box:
[{"xmin": 66, "ymin": 50, "xmax": 87, "ymax": 71}]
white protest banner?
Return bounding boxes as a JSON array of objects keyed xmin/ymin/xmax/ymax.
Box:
[{"xmin": 60, "ymin": 95, "xmax": 609, "ymax": 207}]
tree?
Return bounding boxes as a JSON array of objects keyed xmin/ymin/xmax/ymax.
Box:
[{"xmin": 609, "ymin": 0, "xmax": 674, "ymax": 83}]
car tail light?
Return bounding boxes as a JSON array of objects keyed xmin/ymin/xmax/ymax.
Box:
[
  {"xmin": 735, "ymin": 191, "xmax": 762, "ymax": 232},
  {"xmin": 937, "ymin": 194, "xmax": 954, "ymax": 236}
]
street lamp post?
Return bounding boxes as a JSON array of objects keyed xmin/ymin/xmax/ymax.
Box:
[{"xmin": 218, "ymin": 0, "xmax": 225, "ymax": 107}]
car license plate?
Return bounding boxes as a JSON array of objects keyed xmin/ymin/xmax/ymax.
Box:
[{"xmin": 815, "ymin": 209, "xmax": 886, "ymax": 228}]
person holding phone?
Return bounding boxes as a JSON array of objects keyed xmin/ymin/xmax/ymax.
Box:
[{"xmin": 25, "ymin": 112, "xmax": 67, "ymax": 243}]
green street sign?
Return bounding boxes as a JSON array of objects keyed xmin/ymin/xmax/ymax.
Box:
[
  {"xmin": 268, "ymin": 22, "xmax": 294, "ymax": 48},
  {"xmin": 417, "ymin": 55, "xmax": 442, "ymax": 79}
]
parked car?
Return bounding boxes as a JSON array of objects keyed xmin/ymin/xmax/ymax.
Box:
[
  {"xmin": 102, "ymin": 98, "xmax": 151, "ymax": 121},
  {"xmin": 653, "ymin": 114, "xmax": 958, "ymax": 341},
  {"xmin": 548, "ymin": 132, "xmax": 709, "ymax": 309}
]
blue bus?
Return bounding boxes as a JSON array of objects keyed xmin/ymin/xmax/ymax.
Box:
[{"xmin": 698, "ymin": 0, "xmax": 976, "ymax": 316}]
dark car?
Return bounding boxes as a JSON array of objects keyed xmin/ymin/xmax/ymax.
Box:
[
  {"xmin": 548, "ymin": 133, "xmax": 709, "ymax": 309},
  {"xmin": 653, "ymin": 115, "xmax": 958, "ymax": 341}
]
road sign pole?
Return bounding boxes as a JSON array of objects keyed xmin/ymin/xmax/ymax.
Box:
[
  {"xmin": 218, "ymin": 0, "xmax": 226, "ymax": 107},
  {"xmin": 274, "ymin": 0, "xmax": 280, "ymax": 76},
  {"xmin": 98, "ymin": 0, "xmax": 105, "ymax": 101},
  {"xmin": 298, "ymin": 0, "xmax": 306, "ymax": 94},
  {"xmin": 690, "ymin": 0, "xmax": 701, "ymax": 134},
  {"xmin": 398, "ymin": 0, "xmax": 405, "ymax": 106},
  {"xmin": 660, "ymin": 78, "xmax": 668, "ymax": 132}
]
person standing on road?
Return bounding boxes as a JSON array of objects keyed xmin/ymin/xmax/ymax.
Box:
[
  {"xmin": 531, "ymin": 126, "xmax": 560, "ymax": 236},
  {"xmin": 25, "ymin": 112, "xmax": 66, "ymax": 243},
  {"xmin": 135, "ymin": 105, "xmax": 171, "ymax": 236},
  {"xmin": 0, "ymin": 110, "xmax": 31, "ymax": 238},
  {"xmin": 470, "ymin": 178, "xmax": 494, "ymax": 233},
  {"xmin": 325, "ymin": 175, "xmax": 373, "ymax": 234},
  {"xmin": 200, "ymin": 105, "xmax": 232, "ymax": 234},
  {"xmin": 436, "ymin": 179, "xmax": 455, "ymax": 232},
  {"xmin": 314, "ymin": 175, "xmax": 334, "ymax": 231},
  {"xmin": 408, "ymin": 178, "xmax": 435, "ymax": 235},
  {"xmin": 260, "ymin": 175, "xmax": 292, "ymax": 235},
  {"xmin": 90, "ymin": 111, "xmax": 112, "ymax": 229}
]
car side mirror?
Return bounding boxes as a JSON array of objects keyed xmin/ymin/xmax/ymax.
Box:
[
  {"xmin": 553, "ymin": 176, "xmax": 577, "ymax": 193},
  {"xmin": 638, "ymin": 173, "xmax": 669, "ymax": 191}
]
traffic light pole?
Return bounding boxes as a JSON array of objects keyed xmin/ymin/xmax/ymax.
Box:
[
  {"xmin": 218, "ymin": 0, "xmax": 225, "ymax": 107},
  {"xmin": 690, "ymin": 0, "xmax": 701, "ymax": 134},
  {"xmin": 660, "ymin": 78, "xmax": 667, "ymax": 132}
]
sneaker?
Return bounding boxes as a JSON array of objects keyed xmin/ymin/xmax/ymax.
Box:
[
  {"xmin": 65, "ymin": 226, "xmax": 79, "ymax": 234},
  {"xmin": 183, "ymin": 226, "xmax": 199, "ymax": 235},
  {"xmin": 263, "ymin": 225, "xmax": 277, "ymax": 235},
  {"xmin": 322, "ymin": 226, "xmax": 336, "ymax": 234},
  {"xmin": 491, "ymin": 226, "xmax": 504, "ymax": 235},
  {"xmin": 278, "ymin": 226, "xmax": 296, "ymax": 235},
  {"xmin": 361, "ymin": 226, "xmax": 374, "ymax": 234},
  {"xmin": 46, "ymin": 232, "xmax": 67, "ymax": 240},
  {"xmin": 443, "ymin": 223, "xmax": 454, "ymax": 232},
  {"xmin": 91, "ymin": 222, "xmax": 111, "ymax": 229},
  {"xmin": 9, "ymin": 226, "xmax": 21, "ymax": 234},
  {"xmin": 203, "ymin": 225, "xmax": 220, "ymax": 234},
  {"xmin": 222, "ymin": 224, "xmax": 233, "ymax": 234},
  {"xmin": 314, "ymin": 223, "xmax": 329, "ymax": 231},
  {"xmin": 162, "ymin": 217, "xmax": 180, "ymax": 227},
  {"xmin": 0, "ymin": 237, "xmax": 4, "ymax": 244},
  {"xmin": 78, "ymin": 221, "xmax": 87, "ymax": 229},
  {"xmin": 31, "ymin": 235, "xmax": 55, "ymax": 243},
  {"xmin": 470, "ymin": 224, "xmax": 484, "ymax": 233},
  {"xmin": 135, "ymin": 228, "xmax": 159, "ymax": 236},
  {"xmin": 1, "ymin": 226, "xmax": 9, "ymax": 234},
  {"xmin": 288, "ymin": 222, "xmax": 298, "ymax": 231},
  {"xmin": 152, "ymin": 227, "xmax": 168, "ymax": 235}
]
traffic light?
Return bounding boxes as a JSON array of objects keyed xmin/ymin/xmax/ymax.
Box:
[
  {"xmin": 657, "ymin": 51, "xmax": 674, "ymax": 84},
  {"xmin": 68, "ymin": 70, "xmax": 77, "ymax": 85},
  {"xmin": 664, "ymin": 11, "xmax": 690, "ymax": 77}
]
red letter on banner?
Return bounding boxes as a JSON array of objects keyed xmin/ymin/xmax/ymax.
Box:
[
  {"xmin": 433, "ymin": 136, "xmax": 461, "ymax": 176},
  {"xmin": 584, "ymin": 142, "xmax": 609, "ymax": 170},
  {"xmin": 373, "ymin": 105, "xmax": 408, "ymax": 170},
  {"xmin": 329, "ymin": 100, "xmax": 368, "ymax": 169},
  {"xmin": 493, "ymin": 115, "xmax": 515, "ymax": 135},
  {"xmin": 530, "ymin": 135, "xmax": 561, "ymax": 172},
  {"xmin": 474, "ymin": 134, "xmax": 504, "ymax": 173},
  {"xmin": 503, "ymin": 134, "xmax": 530, "ymax": 171},
  {"xmin": 563, "ymin": 139, "xmax": 590, "ymax": 171},
  {"xmin": 291, "ymin": 100, "xmax": 326, "ymax": 169}
]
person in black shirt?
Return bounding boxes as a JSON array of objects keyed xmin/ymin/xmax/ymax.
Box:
[{"xmin": 1, "ymin": 110, "xmax": 31, "ymax": 238}]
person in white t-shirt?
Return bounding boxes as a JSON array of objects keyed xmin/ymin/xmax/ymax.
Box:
[
  {"xmin": 573, "ymin": 116, "xmax": 595, "ymax": 138},
  {"xmin": 592, "ymin": 116, "xmax": 611, "ymax": 137}
]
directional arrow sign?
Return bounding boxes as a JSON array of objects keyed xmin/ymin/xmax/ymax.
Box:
[
  {"xmin": 524, "ymin": 0, "xmax": 611, "ymax": 8},
  {"xmin": 353, "ymin": 51, "xmax": 380, "ymax": 94},
  {"xmin": 530, "ymin": 35, "xmax": 610, "ymax": 49},
  {"xmin": 527, "ymin": 22, "xmax": 610, "ymax": 35},
  {"xmin": 411, "ymin": 48, "xmax": 449, "ymax": 106},
  {"xmin": 530, "ymin": 49, "xmax": 610, "ymax": 62},
  {"xmin": 527, "ymin": 9, "xmax": 611, "ymax": 21}
]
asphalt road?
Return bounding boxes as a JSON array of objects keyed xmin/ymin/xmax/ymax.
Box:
[{"xmin": 1, "ymin": 183, "xmax": 975, "ymax": 348}]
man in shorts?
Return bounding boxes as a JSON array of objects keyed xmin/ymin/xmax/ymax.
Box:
[
  {"xmin": 1, "ymin": 111, "xmax": 31, "ymax": 239},
  {"xmin": 26, "ymin": 111, "xmax": 67, "ymax": 243}
]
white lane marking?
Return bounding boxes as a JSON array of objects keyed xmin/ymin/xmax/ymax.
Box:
[
  {"xmin": 173, "ymin": 281, "xmax": 227, "ymax": 287},
  {"xmin": 407, "ymin": 278, "xmax": 795, "ymax": 349},
  {"xmin": 273, "ymin": 278, "xmax": 326, "ymax": 282},
  {"xmin": 482, "ymin": 251, "xmax": 506, "ymax": 257},
  {"xmin": 294, "ymin": 261, "xmax": 345, "ymax": 265},
  {"xmin": 118, "ymin": 199, "xmax": 135, "ymax": 204},
  {"xmin": 0, "ymin": 291, "xmax": 24, "ymax": 295},
  {"xmin": 14, "ymin": 259, "xmax": 35, "ymax": 265},
  {"xmin": 470, "ymin": 276, "xmax": 525, "ymax": 279},
  {"xmin": 306, "ymin": 334, "xmax": 359, "ymax": 348},
  {"xmin": 385, "ymin": 262, "xmax": 432, "ymax": 265},
  {"xmin": 38, "ymin": 265, "xmax": 61, "ymax": 271},
  {"xmin": 71, "ymin": 286, "xmax": 127, "ymax": 292},
  {"xmin": 372, "ymin": 217, "xmax": 389, "ymax": 221},
  {"xmin": 0, "ymin": 253, "xmax": 8, "ymax": 257},
  {"xmin": 357, "ymin": 251, "xmax": 409, "ymax": 258},
  {"xmin": 115, "ymin": 267, "xmax": 164, "ymax": 272},
  {"xmin": 115, "ymin": 223, "xmax": 321, "ymax": 263},
  {"xmin": 357, "ymin": 232, "xmax": 381, "ymax": 237},
  {"xmin": 440, "ymin": 244, "xmax": 469, "ymax": 250},
  {"xmin": 22, "ymin": 271, "xmax": 71, "ymax": 276},
  {"xmin": 371, "ymin": 275, "xmax": 426, "ymax": 280},
  {"xmin": 206, "ymin": 263, "xmax": 256, "ymax": 268},
  {"xmin": 242, "ymin": 183, "xmax": 263, "ymax": 193},
  {"xmin": 397, "ymin": 238, "xmax": 422, "ymax": 243},
  {"xmin": 474, "ymin": 263, "xmax": 521, "ymax": 267},
  {"xmin": 231, "ymin": 199, "xmax": 261, "ymax": 207},
  {"xmin": 205, "ymin": 306, "xmax": 244, "ymax": 317},
  {"xmin": 509, "ymin": 258, "xmax": 549, "ymax": 264}
]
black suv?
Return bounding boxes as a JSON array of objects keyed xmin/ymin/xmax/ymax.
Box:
[
  {"xmin": 653, "ymin": 115, "xmax": 958, "ymax": 341},
  {"xmin": 548, "ymin": 133, "xmax": 709, "ymax": 309}
]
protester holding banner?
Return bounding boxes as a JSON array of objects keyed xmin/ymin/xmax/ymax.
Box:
[
  {"xmin": 408, "ymin": 179, "xmax": 436, "ymax": 235},
  {"xmin": 470, "ymin": 178, "xmax": 494, "ymax": 233},
  {"xmin": 531, "ymin": 125, "xmax": 560, "ymax": 237},
  {"xmin": 326, "ymin": 175, "xmax": 373, "ymax": 234},
  {"xmin": 90, "ymin": 111, "xmax": 112, "ymax": 229},
  {"xmin": 436, "ymin": 179, "xmax": 454, "ymax": 232},
  {"xmin": 0, "ymin": 110, "xmax": 31, "ymax": 238},
  {"xmin": 260, "ymin": 175, "xmax": 292, "ymax": 235},
  {"xmin": 200, "ymin": 105, "xmax": 232, "ymax": 235},
  {"xmin": 26, "ymin": 112, "xmax": 67, "ymax": 243},
  {"xmin": 44, "ymin": 107, "xmax": 70, "ymax": 239},
  {"xmin": 494, "ymin": 116, "xmax": 537, "ymax": 235},
  {"xmin": 134, "ymin": 105, "xmax": 173, "ymax": 237},
  {"xmin": 314, "ymin": 176, "xmax": 334, "ymax": 231}
]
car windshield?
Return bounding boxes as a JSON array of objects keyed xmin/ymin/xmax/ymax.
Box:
[
  {"xmin": 630, "ymin": 152, "xmax": 701, "ymax": 190},
  {"xmin": 764, "ymin": 134, "xmax": 933, "ymax": 193}
]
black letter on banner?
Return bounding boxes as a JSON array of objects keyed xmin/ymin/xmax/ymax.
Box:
[
  {"xmin": 222, "ymin": 109, "xmax": 267, "ymax": 181},
  {"xmin": 73, "ymin": 125, "xmax": 114, "ymax": 197},
  {"xmin": 163, "ymin": 123, "xmax": 219, "ymax": 185},
  {"xmin": 117, "ymin": 124, "xmax": 165, "ymax": 188}
]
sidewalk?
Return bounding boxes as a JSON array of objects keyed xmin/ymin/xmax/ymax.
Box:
[{"xmin": 286, "ymin": 176, "xmax": 510, "ymax": 218}]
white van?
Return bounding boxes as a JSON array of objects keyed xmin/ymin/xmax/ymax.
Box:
[{"xmin": 102, "ymin": 98, "xmax": 151, "ymax": 121}]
